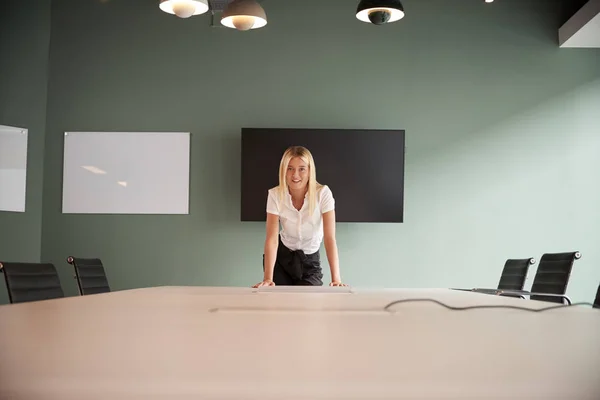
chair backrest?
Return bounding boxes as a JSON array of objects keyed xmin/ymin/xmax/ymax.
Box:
[
  {"xmin": 594, "ymin": 283, "xmax": 600, "ymax": 309},
  {"xmin": 530, "ymin": 251, "xmax": 580, "ymax": 303},
  {"xmin": 67, "ymin": 257, "xmax": 110, "ymax": 295},
  {"xmin": 0, "ymin": 262, "xmax": 64, "ymax": 304},
  {"xmin": 497, "ymin": 258, "xmax": 535, "ymax": 291}
]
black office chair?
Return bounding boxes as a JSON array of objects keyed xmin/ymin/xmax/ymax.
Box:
[
  {"xmin": 66, "ymin": 256, "xmax": 111, "ymax": 295},
  {"xmin": 497, "ymin": 251, "xmax": 581, "ymax": 304},
  {"xmin": 593, "ymin": 283, "xmax": 600, "ymax": 309},
  {"xmin": 0, "ymin": 262, "xmax": 64, "ymax": 304},
  {"xmin": 497, "ymin": 258, "xmax": 535, "ymax": 291},
  {"xmin": 470, "ymin": 257, "xmax": 535, "ymax": 295}
]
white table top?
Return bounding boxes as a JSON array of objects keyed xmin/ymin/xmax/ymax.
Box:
[{"xmin": 0, "ymin": 286, "xmax": 599, "ymax": 399}]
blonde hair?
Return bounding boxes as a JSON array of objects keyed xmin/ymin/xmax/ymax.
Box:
[{"xmin": 277, "ymin": 146, "xmax": 322, "ymax": 215}]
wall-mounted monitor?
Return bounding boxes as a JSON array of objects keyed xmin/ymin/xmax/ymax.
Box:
[{"xmin": 240, "ymin": 128, "xmax": 405, "ymax": 223}]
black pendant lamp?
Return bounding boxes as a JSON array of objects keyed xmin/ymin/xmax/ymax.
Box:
[
  {"xmin": 356, "ymin": 0, "xmax": 405, "ymax": 25},
  {"xmin": 221, "ymin": 0, "xmax": 267, "ymax": 31}
]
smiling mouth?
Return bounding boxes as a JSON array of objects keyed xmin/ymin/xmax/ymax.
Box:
[{"xmin": 292, "ymin": 180, "xmax": 301, "ymax": 183}]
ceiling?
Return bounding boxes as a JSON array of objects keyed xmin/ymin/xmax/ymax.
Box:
[
  {"xmin": 150, "ymin": 0, "xmax": 600, "ymax": 44},
  {"xmin": 559, "ymin": 0, "xmax": 600, "ymax": 47}
]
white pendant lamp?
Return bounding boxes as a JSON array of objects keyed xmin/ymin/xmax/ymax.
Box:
[
  {"xmin": 221, "ymin": 0, "xmax": 267, "ymax": 31},
  {"xmin": 159, "ymin": 0, "xmax": 209, "ymax": 18}
]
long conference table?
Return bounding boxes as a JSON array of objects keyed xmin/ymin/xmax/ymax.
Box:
[{"xmin": 0, "ymin": 285, "xmax": 599, "ymax": 399}]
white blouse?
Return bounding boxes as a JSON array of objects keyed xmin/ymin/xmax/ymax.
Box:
[{"xmin": 266, "ymin": 185, "xmax": 335, "ymax": 254}]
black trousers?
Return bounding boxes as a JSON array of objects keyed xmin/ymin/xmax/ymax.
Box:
[{"xmin": 263, "ymin": 236, "xmax": 323, "ymax": 286}]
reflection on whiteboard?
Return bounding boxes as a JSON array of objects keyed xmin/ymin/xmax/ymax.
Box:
[
  {"xmin": 0, "ymin": 125, "xmax": 28, "ymax": 213},
  {"xmin": 62, "ymin": 131, "xmax": 190, "ymax": 214}
]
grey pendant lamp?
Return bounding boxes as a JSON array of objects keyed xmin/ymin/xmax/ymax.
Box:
[
  {"xmin": 356, "ymin": 0, "xmax": 405, "ymax": 25},
  {"xmin": 159, "ymin": 0, "xmax": 209, "ymax": 18},
  {"xmin": 221, "ymin": 0, "xmax": 267, "ymax": 31}
]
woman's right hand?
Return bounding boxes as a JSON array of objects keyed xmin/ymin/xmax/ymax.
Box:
[{"xmin": 252, "ymin": 279, "xmax": 275, "ymax": 288}]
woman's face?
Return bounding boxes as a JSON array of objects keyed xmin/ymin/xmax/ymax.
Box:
[{"xmin": 286, "ymin": 157, "xmax": 309, "ymax": 191}]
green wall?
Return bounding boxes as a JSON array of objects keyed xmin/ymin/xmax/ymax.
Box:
[
  {"xmin": 0, "ymin": 0, "xmax": 52, "ymax": 303},
  {"xmin": 2, "ymin": 0, "xmax": 599, "ymax": 304}
]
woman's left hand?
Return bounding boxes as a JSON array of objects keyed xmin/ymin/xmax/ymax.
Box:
[{"xmin": 329, "ymin": 281, "xmax": 348, "ymax": 287}]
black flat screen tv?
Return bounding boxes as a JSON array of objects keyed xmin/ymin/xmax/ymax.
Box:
[{"xmin": 240, "ymin": 128, "xmax": 405, "ymax": 223}]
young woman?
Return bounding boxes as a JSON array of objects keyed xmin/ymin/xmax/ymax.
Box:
[{"xmin": 252, "ymin": 146, "xmax": 347, "ymax": 287}]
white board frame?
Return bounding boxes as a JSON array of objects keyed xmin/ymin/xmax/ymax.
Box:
[
  {"xmin": 0, "ymin": 124, "xmax": 28, "ymax": 213},
  {"xmin": 62, "ymin": 131, "xmax": 190, "ymax": 215}
]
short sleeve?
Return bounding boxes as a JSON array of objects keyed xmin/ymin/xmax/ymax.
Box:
[
  {"xmin": 266, "ymin": 189, "xmax": 280, "ymax": 215},
  {"xmin": 320, "ymin": 185, "xmax": 335, "ymax": 214}
]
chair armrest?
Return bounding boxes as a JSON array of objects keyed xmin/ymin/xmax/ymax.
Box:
[
  {"xmin": 492, "ymin": 289, "xmax": 527, "ymax": 299},
  {"xmin": 497, "ymin": 290, "xmax": 571, "ymax": 305},
  {"xmin": 471, "ymin": 288, "xmax": 502, "ymax": 295}
]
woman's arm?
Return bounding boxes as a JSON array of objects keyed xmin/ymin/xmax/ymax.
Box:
[
  {"xmin": 323, "ymin": 210, "xmax": 345, "ymax": 286},
  {"xmin": 258, "ymin": 212, "xmax": 280, "ymax": 286}
]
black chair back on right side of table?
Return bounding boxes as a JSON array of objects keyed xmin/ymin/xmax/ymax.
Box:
[
  {"xmin": 497, "ymin": 258, "xmax": 535, "ymax": 291},
  {"xmin": 529, "ymin": 251, "xmax": 580, "ymax": 304}
]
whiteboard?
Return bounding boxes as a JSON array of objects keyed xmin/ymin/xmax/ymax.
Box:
[
  {"xmin": 0, "ymin": 125, "xmax": 28, "ymax": 213},
  {"xmin": 62, "ymin": 132, "xmax": 190, "ymax": 214}
]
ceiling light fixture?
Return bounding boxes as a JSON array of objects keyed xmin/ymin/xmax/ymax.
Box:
[
  {"xmin": 221, "ymin": 0, "xmax": 267, "ymax": 31},
  {"xmin": 356, "ymin": 0, "xmax": 405, "ymax": 25},
  {"xmin": 159, "ymin": 0, "xmax": 209, "ymax": 18}
]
